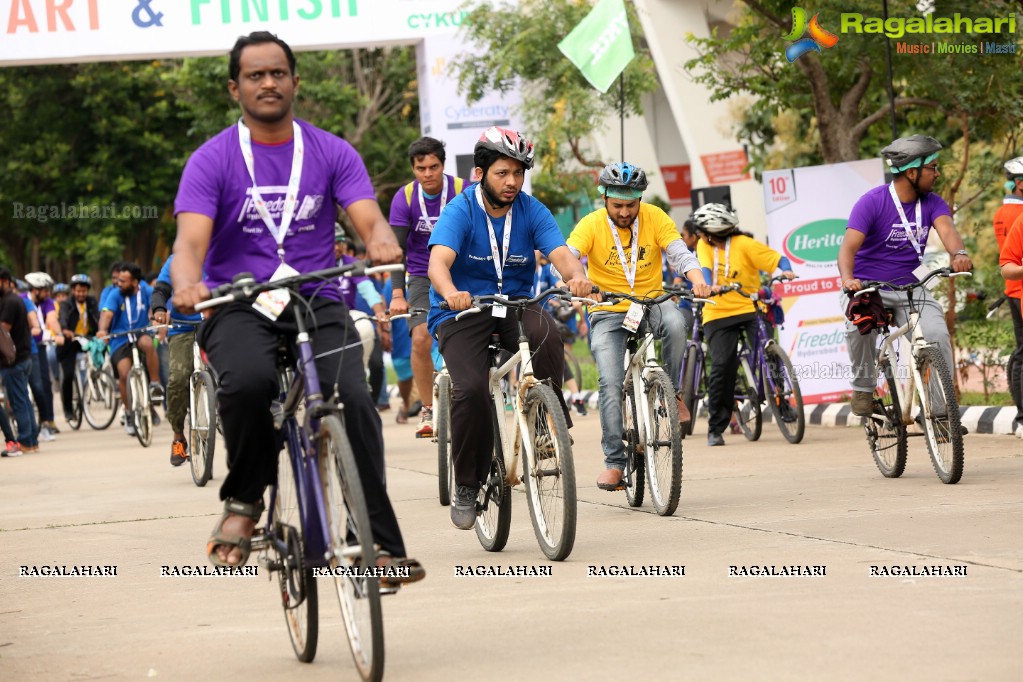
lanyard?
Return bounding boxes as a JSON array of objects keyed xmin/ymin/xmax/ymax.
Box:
[
  {"xmin": 417, "ymin": 178, "xmax": 448, "ymax": 227},
  {"xmin": 888, "ymin": 182, "xmax": 924, "ymax": 263},
  {"xmin": 607, "ymin": 216, "xmax": 639, "ymax": 293},
  {"xmin": 476, "ymin": 185, "xmax": 513, "ymax": 294},
  {"xmin": 124, "ymin": 290, "xmax": 143, "ymax": 329},
  {"xmin": 238, "ymin": 119, "xmax": 304, "ymax": 263},
  {"xmin": 711, "ymin": 238, "xmax": 731, "ymax": 286}
]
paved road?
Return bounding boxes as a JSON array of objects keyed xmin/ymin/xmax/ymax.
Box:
[{"xmin": 2, "ymin": 407, "xmax": 1021, "ymax": 680}]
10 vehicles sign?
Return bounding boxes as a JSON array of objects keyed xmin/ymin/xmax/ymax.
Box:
[{"xmin": 763, "ymin": 159, "xmax": 885, "ymax": 404}]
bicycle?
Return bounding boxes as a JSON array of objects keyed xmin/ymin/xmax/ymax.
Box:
[
  {"xmin": 181, "ymin": 323, "xmax": 219, "ymax": 487},
  {"xmin": 594, "ymin": 287, "xmax": 706, "ymax": 516},
  {"xmin": 106, "ymin": 325, "xmax": 162, "ymax": 448},
  {"xmin": 433, "ymin": 362, "xmax": 453, "ymax": 506},
  {"xmin": 851, "ymin": 267, "xmax": 970, "ymax": 484},
  {"xmin": 729, "ymin": 276, "xmax": 806, "ymax": 444},
  {"xmin": 66, "ymin": 336, "xmax": 119, "ymax": 431},
  {"xmin": 441, "ymin": 287, "xmax": 578, "ymax": 560},
  {"xmin": 196, "ymin": 261, "xmax": 403, "ymax": 681},
  {"xmin": 678, "ymin": 284, "xmax": 741, "ymax": 440}
]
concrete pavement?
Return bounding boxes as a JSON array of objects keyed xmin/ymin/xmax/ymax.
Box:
[{"xmin": 1, "ymin": 408, "xmax": 1021, "ymax": 680}]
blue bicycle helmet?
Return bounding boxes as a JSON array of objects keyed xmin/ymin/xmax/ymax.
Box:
[{"xmin": 598, "ymin": 162, "xmax": 649, "ymax": 200}]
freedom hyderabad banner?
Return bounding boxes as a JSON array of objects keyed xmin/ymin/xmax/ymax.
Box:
[{"xmin": 762, "ymin": 159, "xmax": 885, "ymax": 404}]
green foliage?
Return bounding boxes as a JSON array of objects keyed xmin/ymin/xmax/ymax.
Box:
[
  {"xmin": 956, "ymin": 317, "xmax": 1014, "ymax": 400},
  {"xmin": 451, "ymin": 0, "xmax": 660, "ymax": 211}
]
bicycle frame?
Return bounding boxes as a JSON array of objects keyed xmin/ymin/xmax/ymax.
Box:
[
  {"xmin": 622, "ymin": 322, "xmax": 663, "ymax": 457},
  {"xmin": 738, "ymin": 298, "xmax": 780, "ymax": 404},
  {"xmin": 488, "ymin": 318, "xmax": 544, "ymax": 487}
]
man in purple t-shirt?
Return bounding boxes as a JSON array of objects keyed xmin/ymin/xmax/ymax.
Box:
[
  {"xmin": 838, "ymin": 135, "xmax": 972, "ymax": 417},
  {"xmin": 388, "ymin": 136, "xmax": 466, "ymax": 438},
  {"xmin": 170, "ymin": 32, "xmax": 423, "ymax": 586}
]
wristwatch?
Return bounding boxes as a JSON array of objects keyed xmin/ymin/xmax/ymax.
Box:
[{"xmin": 953, "ymin": 249, "xmax": 969, "ymax": 257}]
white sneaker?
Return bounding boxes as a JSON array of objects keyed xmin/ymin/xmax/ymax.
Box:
[
  {"xmin": 124, "ymin": 418, "xmax": 136, "ymax": 437},
  {"xmin": 39, "ymin": 426, "xmax": 56, "ymax": 442}
]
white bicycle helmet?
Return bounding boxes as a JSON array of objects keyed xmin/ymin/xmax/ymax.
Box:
[
  {"xmin": 691, "ymin": 203, "xmax": 739, "ymax": 236},
  {"xmin": 25, "ymin": 272, "xmax": 55, "ymax": 290},
  {"xmin": 1004, "ymin": 157, "xmax": 1023, "ymax": 179}
]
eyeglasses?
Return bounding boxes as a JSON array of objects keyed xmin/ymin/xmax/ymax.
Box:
[{"xmin": 921, "ymin": 164, "xmax": 940, "ymax": 174}]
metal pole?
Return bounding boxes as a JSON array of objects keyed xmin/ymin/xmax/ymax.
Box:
[
  {"xmin": 883, "ymin": 0, "xmax": 898, "ymax": 139},
  {"xmin": 619, "ymin": 72, "xmax": 625, "ymax": 162}
]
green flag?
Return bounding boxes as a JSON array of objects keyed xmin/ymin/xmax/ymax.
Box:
[{"xmin": 558, "ymin": 0, "xmax": 635, "ymax": 93}]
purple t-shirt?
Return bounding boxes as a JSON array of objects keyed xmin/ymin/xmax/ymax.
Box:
[
  {"xmin": 29, "ymin": 297, "xmax": 56, "ymax": 341},
  {"xmin": 174, "ymin": 119, "xmax": 376, "ymax": 301},
  {"xmin": 336, "ymin": 254, "xmax": 370, "ymax": 309},
  {"xmin": 388, "ymin": 175, "xmax": 465, "ymax": 280},
  {"xmin": 848, "ymin": 184, "xmax": 951, "ymax": 285}
]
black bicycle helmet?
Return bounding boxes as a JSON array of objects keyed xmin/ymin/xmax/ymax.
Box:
[{"xmin": 880, "ymin": 135, "xmax": 942, "ymax": 173}]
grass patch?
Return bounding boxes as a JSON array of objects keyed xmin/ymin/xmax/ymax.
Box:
[{"xmin": 959, "ymin": 391, "xmax": 1013, "ymax": 407}]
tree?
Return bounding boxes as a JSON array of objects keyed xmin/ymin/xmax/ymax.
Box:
[{"xmin": 450, "ymin": 0, "xmax": 659, "ymax": 210}]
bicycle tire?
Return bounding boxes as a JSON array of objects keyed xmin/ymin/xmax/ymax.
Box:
[
  {"xmin": 83, "ymin": 369, "xmax": 118, "ymax": 430},
  {"xmin": 679, "ymin": 344, "xmax": 700, "ymax": 438},
  {"xmin": 763, "ymin": 344, "xmax": 805, "ymax": 444},
  {"xmin": 271, "ymin": 439, "xmax": 318, "ymax": 663},
  {"xmin": 67, "ymin": 379, "xmax": 83, "ymax": 431},
  {"xmin": 318, "ymin": 414, "xmax": 384, "ymax": 681},
  {"xmin": 564, "ymin": 347, "xmax": 584, "ymax": 392},
  {"xmin": 522, "ymin": 383, "xmax": 577, "ymax": 561},
  {"xmin": 867, "ymin": 355, "xmax": 907, "ymax": 478},
  {"xmin": 189, "ymin": 371, "xmax": 217, "ymax": 487},
  {"xmin": 435, "ymin": 373, "xmax": 452, "ymax": 506},
  {"xmin": 733, "ymin": 356, "xmax": 762, "ymax": 441},
  {"xmin": 622, "ymin": 375, "xmax": 644, "ymax": 508},
  {"xmin": 475, "ymin": 405, "xmax": 511, "ymax": 553},
  {"xmin": 916, "ymin": 346, "xmax": 965, "ymax": 484},
  {"xmin": 644, "ymin": 370, "xmax": 683, "ymax": 517},
  {"xmin": 129, "ymin": 368, "xmax": 152, "ymax": 447}
]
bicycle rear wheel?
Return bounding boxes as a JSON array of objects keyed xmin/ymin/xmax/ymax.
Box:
[
  {"xmin": 679, "ymin": 345, "xmax": 700, "ymax": 438},
  {"xmin": 318, "ymin": 414, "xmax": 384, "ymax": 682},
  {"xmin": 189, "ymin": 370, "xmax": 217, "ymax": 487},
  {"xmin": 564, "ymin": 348, "xmax": 584, "ymax": 392},
  {"xmin": 622, "ymin": 375, "xmax": 644, "ymax": 508},
  {"xmin": 763, "ymin": 344, "xmax": 805, "ymax": 444},
  {"xmin": 128, "ymin": 368, "xmax": 152, "ymax": 447},
  {"xmin": 733, "ymin": 356, "xmax": 762, "ymax": 441},
  {"xmin": 916, "ymin": 347, "xmax": 964, "ymax": 484},
  {"xmin": 83, "ymin": 369, "xmax": 118, "ymax": 430},
  {"xmin": 271, "ymin": 438, "xmax": 318, "ymax": 662},
  {"xmin": 67, "ymin": 379, "xmax": 83, "ymax": 431},
  {"xmin": 435, "ymin": 373, "xmax": 452, "ymax": 506},
  {"xmin": 476, "ymin": 405, "xmax": 511, "ymax": 552},
  {"xmin": 644, "ymin": 370, "xmax": 682, "ymax": 517},
  {"xmin": 867, "ymin": 356, "xmax": 907, "ymax": 478},
  {"xmin": 522, "ymin": 383, "xmax": 577, "ymax": 561}
]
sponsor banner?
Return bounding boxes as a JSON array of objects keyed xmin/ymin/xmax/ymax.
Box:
[
  {"xmin": 660, "ymin": 164, "xmax": 692, "ymax": 207},
  {"xmin": 700, "ymin": 149, "xmax": 750, "ymax": 185},
  {"xmin": 763, "ymin": 159, "xmax": 884, "ymax": 403}
]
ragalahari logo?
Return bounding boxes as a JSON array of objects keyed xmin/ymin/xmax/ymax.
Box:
[{"xmin": 783, "ymin": 7, "xmax": 839, "ymax": 62}]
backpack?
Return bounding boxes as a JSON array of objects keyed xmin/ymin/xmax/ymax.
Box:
[
  {"xmin": 0, "ymin": 325, "xmax": 15, "ymax": 368},
  {"xmin": 402, "ymin": 177, "xmax": 465, "ymax": 224}
]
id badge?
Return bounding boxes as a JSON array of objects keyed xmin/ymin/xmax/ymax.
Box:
[
  {"xmin": 253, "ymin": 288, "xmax": 291, "ymax": 321},
  {"xmin": 621, "ymin": 301, "xmax": 643, "ymax": 333},
  {"xmin": 491, "ymin": 304, "xmax": 507, "ymax": 319}
]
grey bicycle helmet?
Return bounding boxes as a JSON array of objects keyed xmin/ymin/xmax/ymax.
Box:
[
  {"xmin": 691, "ymin": 203, "xmax": 739, "ymax": 236},
  {"xmin": 25, "ymin": 272, "xmax": 55, "ymax": 290},
  {"xmin": 880, "ymin": 135, "xmax": 942, "ymax": 173},
  {"xmin": 474, "ymin": 126, "xmax": 535, "ymax": 170},
  {"xmin": 70, "ymin": 273, "xmax": 92, "ymax": 288},
  {"xmin": 598, "ymin": 162, "xmax": 649, "ymax": 200}
]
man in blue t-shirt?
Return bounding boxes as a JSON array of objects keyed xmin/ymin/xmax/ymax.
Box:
[
  {"xmin": 97, "ymin": 262, "xmax": 163, "ymax": 436},
  {"xmin": 427, "ymin": 126, "xmax": 593, "ymax": 530}
]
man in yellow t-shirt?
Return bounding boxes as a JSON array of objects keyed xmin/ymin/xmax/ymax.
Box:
[
  {"xmin": 563, "ymin": 162, "xmax": 709, "ymax": 491},
  {"xmin": 692, "ymin": 203, "xmax": 794, "ymax": 446}
]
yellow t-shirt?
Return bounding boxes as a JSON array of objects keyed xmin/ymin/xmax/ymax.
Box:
[
  {"xmin": 568, "ymin": 203, "xmax": 682, "ymax": 313},
  {"xmin": 697, "ymin": 234, "xmax": 782, "ymax": 323}
]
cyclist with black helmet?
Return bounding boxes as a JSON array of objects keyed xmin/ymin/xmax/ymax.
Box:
[
  {"xmin": 58, "ymin": 274, "xmax": 100, "ymax": 423},
  {"xmin": 563, "ymin": 162, "xmax": 709, "ymax": 489},
  {"xmin": 691, "ymin": 203, "xmax": 795, "ymax": 447},
  {"xmin": 839, "ymin": 135, "xmax": 972, "ymax": 417},
  {"xmin": 427, "ymin": 125, "xmax": 594, "ymax": 530}
]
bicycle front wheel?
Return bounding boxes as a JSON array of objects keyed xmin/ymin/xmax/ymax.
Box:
[
  {"xmin": 867, "ymin": 355, "xmax": 907, "ymax": 478},
  {"xmin": 318, "ymin": 415, "xmax": 384, "ymax": 682},
  {"xmin": 763, "ymin": 345, "xmax": 805, "ymax": 444},
  {"xmin": 644, "ymin": 370, "xmax": 682, "ymax": 517},
  {"xmin": 733, "ymin": 356, "xmax": 762, "ymax": 441},
  {"xmin": 522, "ymin": 384, "xmax": 577, "ymax": 561},
  {"xmin": 83, "ymin": 369, "xmax": 118, "ymax": 430},
  {"xmin": 622, "ymin": 375, "xmax": 644, "ymax": 508},
  {"xmin": 128, "ymin": 368, "xmax": 152, "ymax": 447},
  {"xmin": 271, "ymin": 438, "xmax": 318, "ymax": 662},
  {"xmin": 67, "ymin": 379, "xmax": 83, "ymax": 431},
  {"xmin": 435, "ymin": 373, "xmax": 452, "ymax": 506},
  {"xmin": 916, "ymin": 347, "xmax": 964, "ymax": 484},
  {"xmin": 475, "ymin": 406, "xmax": 511, "ymax": 553},
  {"xmin": 189, "ymin": 371, "xmax": 217, "ymax": 487}
]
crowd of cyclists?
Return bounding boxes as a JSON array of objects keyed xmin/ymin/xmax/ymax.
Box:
[{"xmin": 4, "ymin": 31, "xmax": 1016, "ymax": 589}]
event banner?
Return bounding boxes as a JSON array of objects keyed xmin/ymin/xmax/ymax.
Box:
[{"xmin": 762, "ymin": 159, "xmax": 885, "ymax": 404}]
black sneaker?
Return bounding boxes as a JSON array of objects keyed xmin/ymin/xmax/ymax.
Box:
[
  {"xmin": 450, "ymin": 485, "xmax": 479, "ymax": 530},
  {"xmin": 573, "ymin": 398, "xmax": 588, "ymax": 416}
]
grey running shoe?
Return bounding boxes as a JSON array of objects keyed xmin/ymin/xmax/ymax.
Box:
[
  {"xmin": 707, "ymin": 431, "xmax": 725, "ymax": 447},
  {"xmin": 850, "ymin": 391, "xmax": 874, "ymax": 417},
  {"xmin": 450, "ymin": 484, "xmax": 479, "ymax": 530}
]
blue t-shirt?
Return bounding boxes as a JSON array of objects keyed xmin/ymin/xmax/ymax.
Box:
[
  {"xmin": 426, "ymin": 185, "xmax": 565, "ymax": 335},
  {"xmin": 21, "ymin": 295, "xmax": 38, "ymax": 354},
  {"xmin": 102, "ymin": 286, "xmax": 152, "ymax": 352},
  {"xmin": 156, "ymin": 256, "xmax": 202, "ymax": 338}
]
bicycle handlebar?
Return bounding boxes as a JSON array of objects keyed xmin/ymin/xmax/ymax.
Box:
[
  {"xmin": 593, "ymin": 286, "xmax": 715, "ymax": 309},
  {"xmin": 852, "ymin": 267, "xmax": 972, "ymax": 299}
]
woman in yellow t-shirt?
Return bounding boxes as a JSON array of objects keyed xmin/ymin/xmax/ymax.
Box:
[{"xmin": 691, "ymin": 203, "xmax": 794, "ymax": 446}]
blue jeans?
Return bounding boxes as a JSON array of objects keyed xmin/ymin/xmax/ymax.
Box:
[
  {"xmin": 589, "ymin": 301, "xmax": 687, "ymax": 469},
  {"xmin": 2, "ymin": 359, "xmax": 38, "ymax": 447}
]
